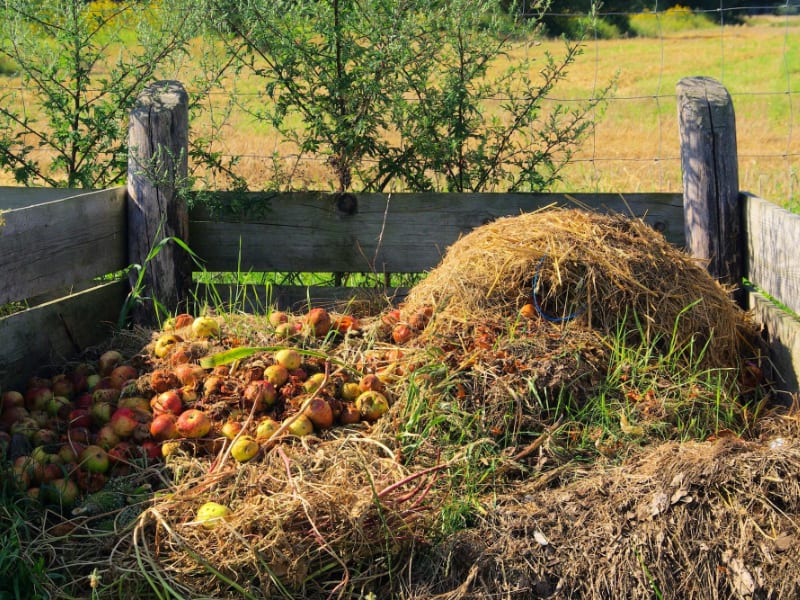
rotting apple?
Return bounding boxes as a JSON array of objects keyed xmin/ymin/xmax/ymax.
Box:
[
  {"xmin": 304, "ymin": 307, "xmax": 331, "ymax": 337},
  {"xmin": 302, "ymin": 373, "xmax": 327, "ymax": 394},
  {"xmin": 150, "ymin": 390, "xmax": 182, "ymax": 416},
  {"xmin": 268, "ymin": 310, "xmax": 289, "ymax": 328},
  {"xmin": 173, "ymin": 364, "xmax": 206, "ymax": 386},
  {"xmin": 153, "ymin": 333, "xmax": 182, "ymax": 358},
  {"xmin": 355, "ymin": 390, "xmax": 390, "ymax": 422},
  {"xmin": 242, "ymin": 380, "xmax": 277, "ymax": 412},
  {"xmin": 50, "ymin": 375, "xmax": 75, "ymax": 400},
  {"xmin": 230, "ymin": 435, "xmax": 259, "ymax": 463},
  {"xmin": 358, "ymin": 374, "xmax": 385, "ymax": 393},
  {"xmin": 220, "ymin": 420, "xmax": 243, "ymax": 440},
  {"xmin": 304, "ymin": 397, "xmax": 334, "ymax": 430},
  {"xmin": 338, "ymin": 403, "xmax": 362, "ymax": 425},
  {"xmin": 176, "ymin": 409, "xmax": 212, "ymax": 439},
  {"xmin": 150, "ymin": 369, "xmax": 180, "ymax": 394}
]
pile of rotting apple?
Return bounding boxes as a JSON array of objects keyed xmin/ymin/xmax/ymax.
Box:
[{"xmin": 4, "ymin": 207, "xmax": 797, "ymax": 600}]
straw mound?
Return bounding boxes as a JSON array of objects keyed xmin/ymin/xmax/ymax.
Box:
[
  {"xmin": 412, "ymin": 426, "xmax": 800, "ymax": 599},
  {"xmin": 402, "ymin": 208, "xmax": 756, "ymax": 371}
]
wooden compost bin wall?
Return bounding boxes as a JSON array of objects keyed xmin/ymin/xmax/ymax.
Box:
[{"xmin": 0, "ymin": 187, "xmax": 129, "ymax": 391}]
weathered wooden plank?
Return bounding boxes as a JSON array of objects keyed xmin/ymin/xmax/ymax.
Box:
[
  {"xmin": 677, "ymin": 77, "xmax": 744, "ymax": 306},
  {"xmin": 188, "ymin": 192, "xmax": 685, "ymax": 274},
  {"xmin": 0, "ymin": 280, "xmax": 127, "ymax": 392},
  {"xmin": 0, "ymin": 188, "xmax": 127, "ymax": 305},
  {"xmin": 193, "ymin": 283, "xmax": 408, "ymax": 314},
  {"xmin": 749, "ymin": 291, "xmax": 800, "ymax": 398},
  {"xmin": 0, "ymin": 186, "xmax": 86, "ymax": 210},
  {"xmin": 127, "ymin": 80, "xmax": 191, "ymax": 325},
  {"xmin": 744, "ymin": 193, "xmax": 800, "ymax": 316}
]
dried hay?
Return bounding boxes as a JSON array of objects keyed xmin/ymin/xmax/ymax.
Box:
[
  {"xmin": 411, "ymin": 416, "xmax": 800, "ymax": 599},
  {"xmin": 402, "ymin": 207, "xmax": 757, "ymax": 372}
]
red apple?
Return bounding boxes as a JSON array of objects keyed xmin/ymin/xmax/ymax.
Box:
[
  {"xmin": 305, "ymin": 307, "xmax": 331, "ymax": 337},
  {"xmin": 339, "ymin": 403, "xmax": 362, "ymax": 425},
  {"xmin": 150, "ymin": 390, "xmax": 182, "ymax": 416},
  {"xmin": 173, "ymin": 364, "xmax": 206, "ymax": 386},
  {"xmin": 79, "ymin": 445, "xmax": 110, "ymax": 473},
  {"xmin": 149, "ymin": 413, "xmax": 179, "ymax": 441},
  {"xmin": 1, "ymin": 390, "xmax": 25, "ymax": 411},
  {"xmin": 67, "ymin": 408, "xmax": 91, "ymax": 430},
  {"xmin": 109, "ymin": 365, "xmax": 138, "ymax": 390},
  {"xmin": 139, "ymin": 439, "xmax": 161, "ymax": 461},
  {"xmin": 74, "ymin": 392, "xmax": 93, "ymax": 410},
  {"xmin": 304, "ymin": 397, "xmax": 334, "ymax": 429},
  {"xmin": 50, "ymin": 375, "xmax": 75, "ymax": 400},
  {"xmin": 94, "ymin": 424, "xmax": 120, "ymax": 449},
  {"xmin": 110, "ymin": 407, "xmax": 139, "ymax": 438},
  {"xmin": 220, "ymin": 420, "xmax": 243, "ymax": 440},
  {"xmin": 176, "ymin": 409, "xmax": 212, "ymax": 439},
  {"xmin": 25, "ymin": 387, "xmax": 53, "ymax": 412},
  {"xmin": 107, "ymin": 441, "xmax": 133, "ymax": 464},
  {"xmin": 242, "ymin": 380, "xmax": 277, "ymax": 412}
]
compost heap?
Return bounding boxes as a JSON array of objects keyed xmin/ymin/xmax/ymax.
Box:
[{"xmin": 31, "ymin": 207, "xmax": 800, "ymax": 600}]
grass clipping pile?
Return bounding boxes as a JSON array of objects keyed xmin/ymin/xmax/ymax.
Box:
[{"xmin": 53, "ymin": 208, "xmax": 800, "ymax": 599}]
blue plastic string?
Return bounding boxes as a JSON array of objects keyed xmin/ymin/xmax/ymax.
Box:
[{"xmin": 531, "ymin": 255, "xmax": 586, "ymax": 323}]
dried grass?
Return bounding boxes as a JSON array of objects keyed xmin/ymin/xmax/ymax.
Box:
[{"xmin": 402, "ymin": 207, "xmax": 758, "ymax": 372}]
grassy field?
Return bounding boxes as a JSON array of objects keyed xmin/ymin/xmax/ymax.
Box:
[{"xmin": 1, "ymin": 14, "xmax": 798, "ymax": 208}]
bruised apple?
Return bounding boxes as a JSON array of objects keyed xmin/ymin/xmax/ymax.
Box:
[
  {"xmin": 255, "ymin": 417, "xmax": 281, "ymax": 442},
  {"xmin": 150, "ymin": 390, "xmax": 182, "ymax": 416},
  {"xmin": 355, "ymin": 391, "xmax": 390, "ymax": 422},
  {"xmin": 304, "ymin": 398, "xmax": 334, "ymax": 430}
]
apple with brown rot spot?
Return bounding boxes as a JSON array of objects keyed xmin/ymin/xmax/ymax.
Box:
[
  {"xmin": 79, "ymin": 445, "xmax": 110, "ymax": 473},
  {"xmin": 355, "ymin": 390, "xmax": 390, "ymax": 422},
  {"xmin": 255, "ymin": 417, "xmax": 281, "ymax": 442}
]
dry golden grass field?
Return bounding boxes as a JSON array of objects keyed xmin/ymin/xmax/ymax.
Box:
[{"xmin": 2, "ymin": 14, "xmax": 798, "ymax": 207}]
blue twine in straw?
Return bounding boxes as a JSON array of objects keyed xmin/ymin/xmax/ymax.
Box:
[{"xmin": 531, "ymin": 255, "xmax": 586, "ymax": 323}]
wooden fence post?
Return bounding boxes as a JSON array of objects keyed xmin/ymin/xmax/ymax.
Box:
[
  {"xmin": 676, "ymin": 76, "xmax": 745, "ymax": 308},
  {"xmin": 127, "ymin": 80, "xmax": 190, "ymax": 326}
]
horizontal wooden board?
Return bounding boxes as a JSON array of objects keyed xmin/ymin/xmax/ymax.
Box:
[
  {"xmin": 0, "ymin": 188, "xmax": 128, "ymax": 305},
  {"xmin": 192, "ymin": 283, "xmax": 409, "ymax": 314},
  {"xmin": 749, "ymin": 291, "xmax": 800, "ymax": 398},
  {"xmin": 744, "ymin": 193, "xmax": 800, "ymax": 315},
  {"xmin": 189, "ymin": 192, "xmax": 685, "ymax": 274},
  {"xmin": 0, "ymin": 186, "xmax": 87, "ymax": 210},
  {"xmin": 0, "ymin": 280, "xmax": 128, "ymax": 391}
]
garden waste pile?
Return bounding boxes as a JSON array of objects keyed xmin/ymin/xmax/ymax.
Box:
[{"xmin": 4, "ymin": 208, "xmax": 799, "ymax": 600}]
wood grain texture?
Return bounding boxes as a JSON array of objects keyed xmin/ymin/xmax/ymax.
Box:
[
  {"xmin": 0, "ymin": 188, "xmax": 127, "ymax": 305},
  {"xmin": 744, "ymin": 193, "xmax": 800, "ymax": 315},
  {"xmin": 0, "ymin": 186, "xmax": 85, "ymax": 210},
  {"xmin": 188, "ymin": 192, "xmax": 685, "ymax": 274},
  {"xmin": 127, "ymin": 80, "xmax": 190, "ymax": 324},
  {"xmin": 0, "ymin": 280, "xmax": 127, "ymax": 391},
  {"xmin": 677, "ymin": 76, "xmax": 743, "ymax": 304},
  {"xmin": 749, "ymin": 291, "xmax": 800, "ymax": 398}
]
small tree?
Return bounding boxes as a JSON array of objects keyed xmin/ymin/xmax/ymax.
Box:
[
  {"xmin": 208, "ymin": 0, "xmax": 608, "ymax": 193},
  {"xmin": 0, "ymin": 0, "xmax": 208, "ymax": 188}
]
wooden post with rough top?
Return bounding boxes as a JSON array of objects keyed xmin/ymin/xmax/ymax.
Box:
[
  {"xmin": 676, "ymin": 76, "xmax": 745, "ymax": 308},
  {"xmin": 127, "ymin": 80, "xmax": 190, "ymax": 326}
]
